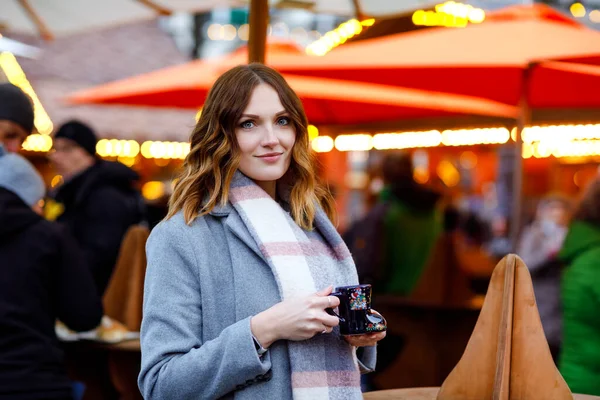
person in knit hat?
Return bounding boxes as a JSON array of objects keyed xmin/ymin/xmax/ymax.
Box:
[
  {"xmin": 0, "ymin": 144, "xmax": 103, "ymax": 399},
  {"xmin": 0, "ymin": 83, "xmax": 34, "ymax": 153},
  {"xmin": 49, "ymin": 120, "xmax": 98, "ymax": 180},
  {"xmin": 49, "ymin": 120, "xmax": 144, "ymax": 295},
  {"xmin": 0, "ymin": 144, "xmax": 45, "ymax": 211}
]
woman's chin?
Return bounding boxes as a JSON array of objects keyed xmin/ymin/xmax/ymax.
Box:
[{"xmin": 241, "ymin": 168, "xmax": 288, "ymax": 183}]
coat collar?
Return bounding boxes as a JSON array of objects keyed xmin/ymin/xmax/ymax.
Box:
[
  {"xmin": 205, "ymin": 174, "xmax": 266, "ymax": 262},
  {"xmin": 223, "ymin": 209, "xmax": 267, "ymax": 264},
  {"xmin": 208, "ymin": 201, "xmax": 233, "ymax": 217}
]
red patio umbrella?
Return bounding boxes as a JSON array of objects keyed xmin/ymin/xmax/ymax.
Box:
[
  {"xmin": 66, "ymin": 45, "xmax": 518, "ymax": 126},
  {"xmin": 249, "ymin": 4, "xmax": 600, "ymax": 108}
]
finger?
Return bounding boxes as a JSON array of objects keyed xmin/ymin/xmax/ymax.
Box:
[
  {"xmin": 368, "ymin": 332, "xmax": 387, "ymax": 341},
  {"xmin": 326, "ymin": 295, "xmax": 340, "ymax": 308},
  {"xmin": 362, "ymin": 332, "xmax": 387, "ymax": 346},
  {"xmin": 318, "ymin": 313, "xmax": 340, "ymax": 327},
  {"xmin": 310, "ymin": 295, "xmax": 337, "ymax": 310},
  {"xmin": 344, "ymin": 332, "xmax": 385, "ymax": 346},
  {"xmin": 358, "ymin": 332, "xmax": 386, "ymax": 340},
  {"xmin": 321, "ymin": 325, "xmax": 334, "ymax": 334},
  {"xmin": 315, "ymin": 285, "xmax": 333, "ymax": 297}
]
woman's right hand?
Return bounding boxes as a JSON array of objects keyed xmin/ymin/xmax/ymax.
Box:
[{"xmin": 250, "ymin": 286, "xmax": 340, "ymax": 349}]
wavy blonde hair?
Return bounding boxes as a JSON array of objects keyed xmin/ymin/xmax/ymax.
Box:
[{"xmin": 168, "ymin": 63, "xmax": 336, "ymax": 229}]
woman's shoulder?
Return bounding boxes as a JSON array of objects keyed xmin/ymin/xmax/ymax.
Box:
[
  {"xmin": 148, "ymin": 210, "xmax": 222, "ymax": 248},
  {"xmin": 151, "ymin": 210, "xmax": 209, "ymax": 234}
]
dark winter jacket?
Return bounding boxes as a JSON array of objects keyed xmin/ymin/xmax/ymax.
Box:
[
  {"xmin": 0, "ymin": 188, "xmax": 102, "ymax": 399},
  {"xmin": 52, "ymin": 160, "xmax": 144, "ymax": 295}
]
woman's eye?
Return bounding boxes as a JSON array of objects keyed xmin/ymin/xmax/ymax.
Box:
[
  {"xmin": 240, "ymin": 120, "xmax": 255, "ymax": 129},
  {"xmin": 277, "ymin": 117, "xmax": 290, "ymax": 126}
]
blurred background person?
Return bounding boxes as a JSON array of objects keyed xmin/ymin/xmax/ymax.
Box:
[
  {"xmin": 558, "ymin": 177, "xmax": 600, "ymax": 396},
  {"xmin": 0, "ymin": 145, "xmax": 102, "ymax": 400},
  {"xmin": 448, "ymin": 211, "xmax": 496, "ymax": 289},
  {"xmin": 485, "ymin": 214, "xmax": 512, "ymax": 261},
  {"xmin": 345, "ymin": 152, "xmax": 442, "ymax": 295},
  {"xmin": 375, "ymin": 152, "xmax": 442, "ymax": 295},
  {"xmin": 0, "ymin": 83, "xmax": 33, "ymax": 153},
  {"xmin": 48, "ymin": 120, "xmax": 145, "ymax": 295},
  {"xmin": 343, "ymin": 152, "xmax": 442, "ymax": 388},
  {"xmin": 518, "ymin": 193, "xmax": 571, "ymax": 361}
]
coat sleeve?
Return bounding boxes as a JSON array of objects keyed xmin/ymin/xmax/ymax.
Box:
[
  {"xmin": 357, "ymin": 345, "xmax": 377, "ymax": 374},
  {"xmin": 138, "ymin": 219, "xmax": 272, "ymax": 400},
  {"xmin": 80, "ymin": 186, "xmax": 135, "ymax": 295},
  {"xmin": 54, "ymin": 224, "xmax": 103, "ymax": 332}
]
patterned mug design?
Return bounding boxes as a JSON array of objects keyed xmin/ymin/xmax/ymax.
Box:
[
  {"xmin": 366, "ymin": 322, "xmax": 387, "ymax": 332},
  {"xmin": 349, "ymin": 287, "xmax": 368, "ymax": 310}
]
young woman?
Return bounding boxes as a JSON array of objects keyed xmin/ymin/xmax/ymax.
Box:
[
  {"xmin": 138, "ymin": 64, "xmax": 385, "ymax": 399},
  {"xmin": 559, "ymin": 178, "xmax": 600, "ymax": 396}
]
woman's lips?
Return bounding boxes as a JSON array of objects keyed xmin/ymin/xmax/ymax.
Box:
[{"xmin": 256, "ymin": 153, "xmax": 283, "ymax": 163}]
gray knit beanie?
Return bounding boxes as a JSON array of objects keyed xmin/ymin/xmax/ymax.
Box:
[{"xmin": 0, "ymin": 144, "xmax": 45, "ymax": 206}]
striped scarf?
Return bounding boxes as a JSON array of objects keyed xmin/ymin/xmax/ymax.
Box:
[{"xmin": 229, "ymin": 171, "xmax": 362, "ymax": 400}]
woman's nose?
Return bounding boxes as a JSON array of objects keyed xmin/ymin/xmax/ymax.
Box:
[{"xmin": 261, "ymin": 124, "xmax": 279, "ymax": 147}]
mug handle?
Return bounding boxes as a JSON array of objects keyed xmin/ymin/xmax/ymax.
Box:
[
  {"xmin": 325, "ymin": 292, "xmax": 345, "ymax": 323},
  {"xmin": 367, "ymin": 308, "xmax": 387, "ymax": 326}
]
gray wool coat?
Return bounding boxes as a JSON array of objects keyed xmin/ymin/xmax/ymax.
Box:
[{"xmin": 138, "ymin": 202, "xmax": 377, "ymax": 400}]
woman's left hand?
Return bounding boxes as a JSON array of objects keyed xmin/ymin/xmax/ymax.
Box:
[{"xmin": 344, "ymin": 331, "xmax": 386, "ymax": 347}]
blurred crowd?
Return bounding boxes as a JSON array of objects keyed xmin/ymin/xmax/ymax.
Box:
[
  {"xmin": 0, "ymin": 83, "xmax": 145, "ymax": 399},
  {"xmin": 343, "ymin": 149, "xmax": 600, "ymax": 395}
]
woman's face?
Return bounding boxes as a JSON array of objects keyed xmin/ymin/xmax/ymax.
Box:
[
  {"xmin": 543, "ymin": 202, "xmax": 569, "ymax": 227},
  {"xmin": 235, "ymin": 83, "xmax": 296, "ymax": 195}
]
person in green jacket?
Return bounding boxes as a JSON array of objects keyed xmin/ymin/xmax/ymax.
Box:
[
  {"xmin": 377, "ymin": 154, "xmax": 442, "ymax": 295},
  {"xmin": 559, "ymin": 177, "xmax": 600, "ymax": 396},
  {"xmin": 343, "ymin": 153, "xmax": 442, "ymax": 295}
]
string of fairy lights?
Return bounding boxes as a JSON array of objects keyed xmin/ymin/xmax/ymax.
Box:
[{"xmin": 19, "ymin": 124, "xmax": 600, "ymax": 161}]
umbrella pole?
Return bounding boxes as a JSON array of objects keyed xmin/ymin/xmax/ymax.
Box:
[
  {"xmin": 351, "ymin": 0, "xmax": 366, "ymax": 20},
  {"xmin": 248, "ymin": 0, "xmax": 269, "ymax": 64},
  {"xmin": 137, "ymin": 0, "xmax": 172, "ymax": 16},
  {"xmin": 510, "ymin": 63, "xmax": 533, "ymax": 253},
  {"xmin": 17, "ymin": 0, "xmax": 54, "ymax": 40}
]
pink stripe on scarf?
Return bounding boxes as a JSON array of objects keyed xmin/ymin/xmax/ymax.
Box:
[
  {"xmin": 229, "ymin": 185, "xmax": 268, "ymax": 202},
  {"xmin": 332, "ymin": 243, "xmax": 352, "ymax": 261},
  {"xmin": 261, "ymin": 239, "xmax": 350, "ymax": 261},
  {"xmin": 292, "ymin": 371, "xmax": 361, "ymax": 388},
  {"xmin": 292, "ymin": 371, "xmax": 328, "ymax": 388}
]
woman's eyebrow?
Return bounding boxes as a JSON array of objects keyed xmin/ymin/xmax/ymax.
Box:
[{"xmin": 240, "ymin": 110, "xmax": 288, "ymax": 119}]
